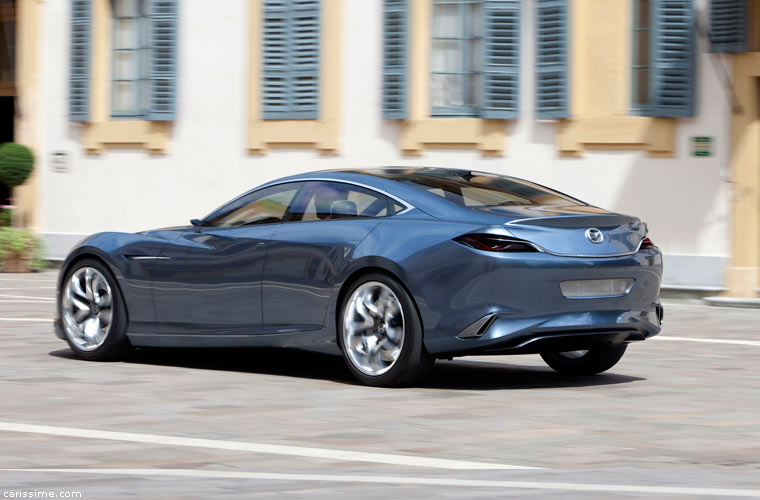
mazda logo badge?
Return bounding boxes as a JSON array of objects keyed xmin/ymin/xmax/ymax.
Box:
[{"xmin": 585, "ymin": 228, "xmax": 604, "ymax": 244}]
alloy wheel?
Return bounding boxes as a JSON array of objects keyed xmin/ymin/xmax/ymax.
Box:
[
  {"xmin": 61, "ymin": 267, "xmax": 114, "ymax": 351},
  {"xmin": 342, "ymin": 281, "xmax": 405, "ymax": 376}
]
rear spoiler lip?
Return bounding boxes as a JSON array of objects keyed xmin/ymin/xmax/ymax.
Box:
[
  {"xmin": 499, "ymin": 221, "xmax": 650, "ymax": 259},
  {"xmin": 511, "ymin": 237, "xmax": 649, "ymax": 258},
  {"xmin": 505, "ymin": 213, "xmax": 642, "ymax": 228}
]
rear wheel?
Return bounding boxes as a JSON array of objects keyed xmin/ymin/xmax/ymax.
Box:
[
  {"xmin": 339, "ymin": 273, "xmax": 433, "ymax": 387},
  {"xmin": 60, "ymin": 259, "xmax": 130, "ymax": 361},
  {"xmin": 540, "ymin": 344, "xmax": 627, "ymax": 375}
]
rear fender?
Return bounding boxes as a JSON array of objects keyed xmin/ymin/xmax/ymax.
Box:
[{"xmin": 333, "ymin": 219, "xmax": 489, "ymax": 343}]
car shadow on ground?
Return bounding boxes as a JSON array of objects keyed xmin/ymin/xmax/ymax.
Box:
[{"xmin": 49, "ymin": 348, "xmax": 645, "ymax": 390}]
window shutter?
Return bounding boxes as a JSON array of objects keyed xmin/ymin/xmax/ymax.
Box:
[
  {"xmin": 262, "ymin": 1, "xmax": 289, "ymax": 118},
  {"xmin": 651, "ymin": 0, "xmax": 696, "ymax": 118},
  {"xmin": 290, "ymin": 0, "xmax": 320, "ymax": 118},
  {"xmin": 382, "ymin": 0, "xmax": 408, "ymax": 119},
  {"xmin": 535, "ymin": 0, "xmax": 568, "ymax": 118},
  {"xmin": 481, "ymin": 0, "xmax": 520, "ymax": 119},
  {"xmin": 710, "ymin": 0, "xmax": 746, "ymax": 53},
  {"xmin": 262, "ymin": 0, "xmax": 320, "ymax": 120},
  {"xmin": 69, "ymin": 0, "xmax": 91, "ymax": 122},
  {"xmin": 147, "ymin": 0, "xmax": 178, "ymax": 121}
]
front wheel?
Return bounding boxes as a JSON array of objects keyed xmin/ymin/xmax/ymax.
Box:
[
  {"xmin": 540, "ymin": 344, "xmax": 627, "ymax": 375},
  {"xmin": 60, "ymin": 259, "xmax": 130, "ymax": 361},
  {"xmin": 338, "ymin": 273, "xmax": 433, "ymax": 387}
]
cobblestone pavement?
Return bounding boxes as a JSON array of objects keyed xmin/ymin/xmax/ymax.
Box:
[{"xmin": 0, "ymin": 271, "xmax": 758, "ymax": 499}]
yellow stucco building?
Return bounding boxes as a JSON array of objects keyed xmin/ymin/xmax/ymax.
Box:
[
  {"xmin": 725, "ymin": 6, "xmax": 760, "ymax": 299},
  {"xmin": 1, "ymin": 0, "xmax": 757, "ymax": 302}
]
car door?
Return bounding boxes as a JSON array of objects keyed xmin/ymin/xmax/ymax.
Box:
[
  {"xmin": 261, "ymin": 181, "xmax": 403, "ymax": 331},
  {"xmin": 150, "ymin": 182, "xmax": 304, "ymax": 334}
]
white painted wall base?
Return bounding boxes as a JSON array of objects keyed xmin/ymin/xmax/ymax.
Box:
[
  {"xmin": 42, "ymin": 233, "xmax": 89, "ymax": 261},
  {"xmin": 661, "ymin": 254, "xmax": 726, "ymax": 289}
]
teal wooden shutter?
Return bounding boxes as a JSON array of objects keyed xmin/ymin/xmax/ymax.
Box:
[
  {"xmin": 481, "ymin": 0, "xmax": 520, "ymax": 119},
  {"xmin": 383, "ymin": 0, "xmax": 408, "ymax": 119},
  {"xmin": 147, "ymin": 0, "xmax": 178, "ymax": 121},
  {"xmin": 262, "ymin": 0, "xmax": 320, "ymax": 120},
  {"xmin": 290, "ymin": 0, "xmax": 320, "ymax": 118},
  {"xmin": 535, "ymin": 0, "xmax": 568, "ymax": 118},
  {"xmin": 651, "ymin": 0, "xmax": 695, "ymax": 117},
  {"xmin": 710, "ymin": 0, "xmax": 746, "ymax": 53},
  {"xmin": 262, "ymin": 1, "xmax": 289, "ymax": 118},
  {"xmin": 70, "ymin": 0, "xmax": 91, "ymax": 122}
]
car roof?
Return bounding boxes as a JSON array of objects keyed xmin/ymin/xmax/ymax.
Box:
[
  {"xmin": 258, "ymin": 167, "xmax": 488, "ymax": 219},
  {"xmin": 271, "ymin": 167, "xmax": 533, "ymax": 198},
  {"xmin": 256, "ymin": 167, "xmax": 580, "ymax": 223},
  {"xmin": 313, "ymin": 167, "xmax": 505, "ymax": 183}
]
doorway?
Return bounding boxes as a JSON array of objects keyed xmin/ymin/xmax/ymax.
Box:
[{"xmin": 0, "ymin": 0, "xmax": 14, "ymax": 207}]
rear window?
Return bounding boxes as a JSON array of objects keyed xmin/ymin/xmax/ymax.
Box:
[{"xmin": 399, "ymin": 172, "xmax": 582, "ymax": 207}]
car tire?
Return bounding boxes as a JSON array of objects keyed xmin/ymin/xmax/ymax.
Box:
[
  {"xmin": 338, "ymin": 273, "xmax": 434, "ymax": 387},
  {"xmin": 540, "ymin": 344, "xmax": 627, "ymax": 376},
  {"xmin": 59, "ymin": 258, "xmax": 131, "ymax": 361}
]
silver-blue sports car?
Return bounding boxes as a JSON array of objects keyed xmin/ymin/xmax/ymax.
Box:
[{"xmin": 55, "ymin": 168, "xmax": 663, "ymax": 386}]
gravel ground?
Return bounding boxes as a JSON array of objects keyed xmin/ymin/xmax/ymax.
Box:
[{"xmin": 0, "ymin": 271, "xmax": 758, "ymax": 499}]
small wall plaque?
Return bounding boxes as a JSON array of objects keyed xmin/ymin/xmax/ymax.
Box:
[
  {"xmin": 51, "ymin": 151, "xmax": 70, "ymax": 172},
  {"xmin": 691, "ymin": 137, "xmax": 712, "ymax": 157}
]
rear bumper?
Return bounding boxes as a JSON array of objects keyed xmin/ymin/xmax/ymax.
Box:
[
  {"xmin": 427, "ymin": 305, "xmax": 663, "ymax": 356},
  {"xmin": 407, "ymin": 237, "xmax": 664, "ymax": 356},
  {"xmin": 477, "ymin": 329, "xmax": 649, "ymax": 355}
]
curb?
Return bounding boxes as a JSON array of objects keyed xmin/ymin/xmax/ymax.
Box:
[{"xmin": 703, "ymin": 296, "xmax": 760, "ymax": 309}]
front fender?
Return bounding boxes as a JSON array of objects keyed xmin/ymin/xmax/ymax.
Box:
[{"xmin": 58, "ymin": 232, "xmax": 173, "ymax": 325}]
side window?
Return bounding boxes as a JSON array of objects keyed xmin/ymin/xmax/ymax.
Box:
[
  {"xmin": 289, "ymin": 182, "xmax": 400, "ymax": 221},
  {"xmin": 206, "ymin": 183, "xmax": 302, "ymax": 228}
]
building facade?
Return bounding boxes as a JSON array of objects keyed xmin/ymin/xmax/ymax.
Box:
[{"xmin": 7, "ymin": 0, "xmax": 756, "ymax": 296}]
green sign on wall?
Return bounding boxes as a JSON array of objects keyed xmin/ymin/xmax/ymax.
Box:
[{"xmin": 692, "ymin": 137, "xmax": 713, "ymax": 157}]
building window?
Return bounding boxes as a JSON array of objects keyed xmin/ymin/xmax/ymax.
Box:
[
  {"xmin": 631, "ymin": 0, "xmax": 651, "ymax": 115},
  {"xmin": 111, "ymin": 0, "xmax": 151, "ymax": 118},
  {"xmin": 69, "ymin": 0, "xmax": 178, "ymax": 126},
  {"xmin": 381, "ymin": 0, "xmax": 519, "ymax": 157},
  {"xmin": 431, "ymin": 0, "xmax": 483, "ymax": 116},
  {"xmin": 631, "ymin": 0, "xmax": 695, "ymax": 117}
]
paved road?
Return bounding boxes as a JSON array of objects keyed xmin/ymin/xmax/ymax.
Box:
[{"xmin": 0, "ymin": 271, "xmax": 758, "ymax": 498}]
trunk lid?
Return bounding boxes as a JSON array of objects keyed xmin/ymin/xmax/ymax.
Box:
[{"xmin": 476, "ymin": 205, "xmax": 646, "ymax": 257}]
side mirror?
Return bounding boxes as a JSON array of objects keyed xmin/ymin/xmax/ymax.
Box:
[{"xmin": 190, "ymin": 219, "xmax": 203, "ymax": 232}]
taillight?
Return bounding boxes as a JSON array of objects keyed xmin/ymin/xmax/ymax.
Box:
[
  {"xmin": 454, "ymin": 234, "xmax": 538, "ymax": 252},
  {"xmin": 640, "ymin": 237, "xmax": 657, "ymax": 250}
]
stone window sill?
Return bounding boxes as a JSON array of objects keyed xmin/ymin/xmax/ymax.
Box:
[
  {"xmin": 558, "ymin": 116, "xmax": 676, "ymax": 157},
  {"xmin": 82, "ymin": 121, "xmax": 171, "ymax": 155}
]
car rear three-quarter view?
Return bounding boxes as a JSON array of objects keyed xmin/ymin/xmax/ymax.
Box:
[{"xmin": 55, "ymin": 168, "xmax": 663, "ymax": 387}]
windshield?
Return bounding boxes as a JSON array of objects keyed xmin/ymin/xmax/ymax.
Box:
[{"xmin": 359, "ymin": 169, "xmax": 584, "ymax": 208}]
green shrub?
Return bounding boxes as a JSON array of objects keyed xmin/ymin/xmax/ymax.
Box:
[
  {"xmin": 31, "ymin": 237, "xmax": 48, "ymax": 272},
  {"xmin": 0, "ymin": 227, "xmax": 48, "ymax": 272},
  {"xmin": 0, "ymin": 143, "xmax": 35, "ymax": 188},
  {"xmin": 0, "ymin": 208, "xmax": 11, "ymax": 227}
]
